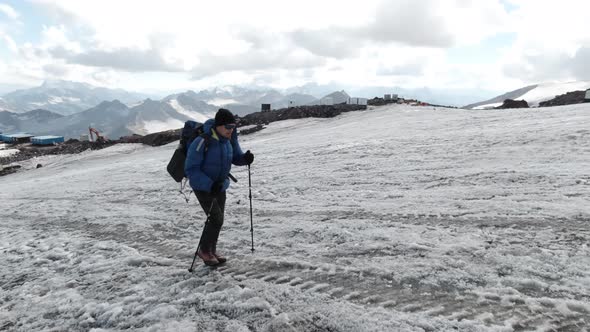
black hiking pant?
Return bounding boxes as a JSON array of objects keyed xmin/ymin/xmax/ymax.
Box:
[{"xmin": 195, "ymin": 191, "xmax": 227, "ymax": 253}]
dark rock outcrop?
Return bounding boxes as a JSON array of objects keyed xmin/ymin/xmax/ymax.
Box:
[
  {"xmin": 237, "ymin": 104, "xmax": 367, "ymax": 127},
  {"xmin": 121, "ymin": 129, "xmax": 182, "ymax": 147},
  {"xmin": 495, "ymin": 99, "xmax": 529, "ymax": 109},
  {"xmin": 539, "ymin": 91, "xmax": 586, "ymax": 107},
  {"xmin": 368, "ymin": 97, "xmax": 398, "ymax": 106}
]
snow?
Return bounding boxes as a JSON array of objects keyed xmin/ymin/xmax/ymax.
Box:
[
  {"xmin": 47, "ymin": 96, "xmax": 81, "ymax": 104},
  {"xmin": 141, "ymin": 118, "xmax": 186, "ymax": 134},
  {"xmin": 129, "ymin": 100, "xmax": 145, "ymax": 108},
  {"xmin": 0, "ymin": 148, "xmax": 19, "ymax": 157},
  {"xmin": 1, "ymin": 104, "xmax": 589, "ymax": 331},
  {"xmin": 472, "ymin": 102, "xmax": 502, "ymax": 110},
  {"xmin": 207, "ymin": 98, "xmax": 238, "ymax": 106},
  {"xmin": 48, "ymin": 96, "xmax": 64, "ymax": 104},
  {"xmin": 167, "ymin": 98, "xmax": 208, "ymax": 123}
]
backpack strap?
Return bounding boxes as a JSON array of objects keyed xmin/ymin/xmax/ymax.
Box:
[
  {"xmin": 180, "ymin": 133, "xmax": 212, "ymax": 204},
  {"xmin": 196, "ymin": 133, "xmax": 211, "ymax": 152}
]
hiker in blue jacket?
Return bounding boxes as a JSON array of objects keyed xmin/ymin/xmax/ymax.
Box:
[{"xmin": 185, "ymin": 108, "xmax": 254, "ymax": 266}]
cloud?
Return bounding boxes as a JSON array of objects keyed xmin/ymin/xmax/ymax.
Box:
[
  {"xmin": 362, "ymin": 0, "xmax": 454, "ymax": 47},
  {"xmin": 503, "ymin": 52, "xmax": 570, "ymax": 82},
  {"xmin": 0, "ymin": 4, "xmax": 19, "ymax": 20},
  {"xmin": 91, "ymin": 69, "xmax": 118, "ymax": 85},
  {"xmin": 191, "ymin": 49, "xmax": 326, "ymax": 79},
  {"xmin": 51, "ymin": 46, "xmax": 185, "ymax": 72},
  {"xmin": 502, "ymin": 44, "xmax": 590, "ymax": 83},
  {"xmin": 570, "ymin": 47, "xmax": 590, "ymax": 81},
  {"xmin": 290, "ymin": 28, "xmax": 361, "ymax": 58},
  {"xmin": 0, "ymin": 4, "xmax": 22, "ymax": 50},
  {"xmin": 288, "ymin": 1, "xmax": 454, "ymax": 58},
  {"xmin": 36, "ymin": 25, "xmax": 184, "ymax": 73},
  {"xmin": 4, "ymin": 0, "xmax": 587, "ymax": 92},
  {"xmin": 288, "ymin": 0, "xmax": 511, "ymax": 59},
  {"xmin": 1, "ymin": 33, "xmax": 17, "ymax": 52},
  {"xmin": 377, "ymin": 62, "xmax": 426, "ymax": 76},
  {"xmin": 43, "ymin": 63, "xmax": 69, "ymax": 76},
  {"xmin": 498, "ymin": 0, "xmax": 590, "ymax": 84}
]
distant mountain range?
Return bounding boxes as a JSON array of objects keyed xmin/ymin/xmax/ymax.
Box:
[
  {"xmin": 0, "ymin": 109, "xmax": 63, "ymax": 133},
  {"xmin": 0, "ymin": 91, "xmax": 217, "ymax": 139},
  {"xmin": 11, "ymin": 79, "xmax": 575, "ymax": 138},
  {"xmin": 0, "ymin": 81, "xmax": 352, "ymax": 138},
  {"xmin": 191, "ymin": 86, "xmax": 319, "ymax": 114},
  {"xmin": 465, "ymin": 81, "xmax": 590, "ymax": 109},
  {"xmin": 0, "ymin": 80, "xmax": 151, "ymax": 115},
  {"xmin": 0, "ymin": 80, "xmax": 505, "ymax": 116}
]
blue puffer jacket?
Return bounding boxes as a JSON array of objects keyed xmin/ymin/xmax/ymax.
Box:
[{"xmin": 184, "ymin": 119, "xmax": 248, "ymax": 193}]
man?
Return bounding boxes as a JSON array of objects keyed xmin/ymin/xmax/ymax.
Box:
[{"xmin": 184, "ymin": 108, "xmax": 254, "ymax": 266}]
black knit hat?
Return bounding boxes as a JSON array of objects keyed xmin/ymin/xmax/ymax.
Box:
[{"xmin": 215, "ymin": 108, "xmax": 236, "ymax": 126}]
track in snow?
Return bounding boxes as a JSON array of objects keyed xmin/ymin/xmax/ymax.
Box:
[{"xmin": 36, "ymin": 214, "xmax": 590, "ymax": 332}]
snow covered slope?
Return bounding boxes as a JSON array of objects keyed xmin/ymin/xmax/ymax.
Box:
[
  {"xmin": 518, "ymin": 81, "xmax": 590, "ymax": 106},
  {"xmin": 1, "ymin": 104, "xmax": 589, "ymax": 331},
  {"xmin": 468, "ymin": 81, "xmax": 590, "ymax": 109}
]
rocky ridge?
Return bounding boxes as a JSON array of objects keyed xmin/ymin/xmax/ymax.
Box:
[{"xmin": 539, "ymin": 90, "xmax": 587, "ymax": 107}]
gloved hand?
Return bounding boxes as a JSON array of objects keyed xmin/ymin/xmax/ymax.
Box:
[
  {"xmin": 244, "ymin": 150, "xmax": 254, "ymax": 165},
  {"xmin": 210, "ymin": 181, "xmax": 223, "ymax": 194}
]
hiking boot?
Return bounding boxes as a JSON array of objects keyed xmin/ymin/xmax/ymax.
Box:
[
  {"xmin": 213, "ymin": 252, "xmax": 227, "ymax": 264},
  {"xmin": 197, "ymin": 248, "xmax": 219, "ymax": 266},
  {"xmin": 211, "ymin": 239, "xmax": 226, "ymax": 264}
]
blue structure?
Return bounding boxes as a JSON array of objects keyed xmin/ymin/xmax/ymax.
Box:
[
  {"xmin": 31, "ymin": 135, "xmax": 65, "ymax": 145},
  {"xmin": 1, "ymin": 133, "xmax": 34, "ymax": 143}
]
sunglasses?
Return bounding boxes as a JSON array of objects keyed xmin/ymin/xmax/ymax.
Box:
[{"xmin": 224, "ymin": 124, "xmax": 236, "ymax": 130}]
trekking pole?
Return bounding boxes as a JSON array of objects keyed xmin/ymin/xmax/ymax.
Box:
[
  {"xmin": 188, "ymin": 198, "xmax": 216, "ymax": 272},
  {"xmin": 248, "ymin": 164, "xmax": 254, "ymax": 252}
]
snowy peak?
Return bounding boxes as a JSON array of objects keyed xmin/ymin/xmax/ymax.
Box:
[
  {"xmin": 82, "ymin": 100, "xmax": 129, "ymax": 116},
  {"xmin": 160, "ymin": 85, "xmax": 318, "ymax": 111},
  {"xmin": 93, "ymin": 99, "xmax": 128, "ymax": 110},
  {"xmin": 127, "ymin": 94, "xmax": 215, "ymax": 135}
]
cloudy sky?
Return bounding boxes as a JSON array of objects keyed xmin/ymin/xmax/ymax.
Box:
[{"xmin": 0, "ymin": 0, "xmax": 589, "ymax": 94}]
